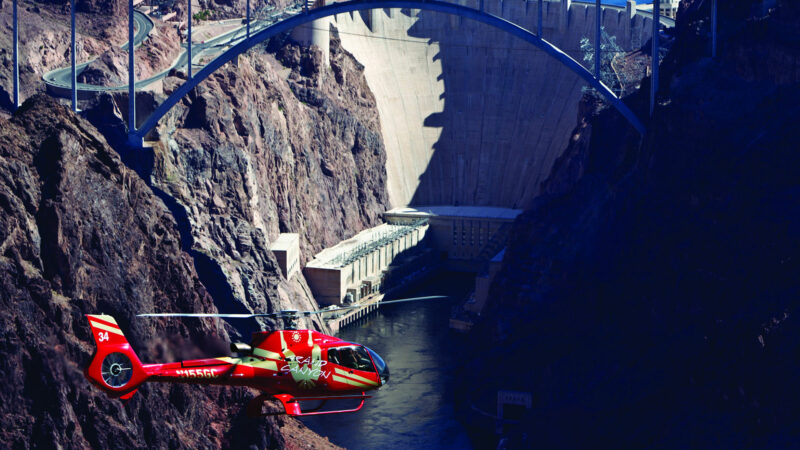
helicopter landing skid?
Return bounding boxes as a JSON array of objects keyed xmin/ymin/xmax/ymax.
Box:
[{"xmin": 247, "ymin": 393, "xmax": 371, "ymax": 417}]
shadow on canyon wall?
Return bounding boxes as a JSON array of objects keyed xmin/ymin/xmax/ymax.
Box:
[
  {"xmin": 402, "ymin": 3, "xmax": 647, "ymax": 208},
  {"xmin": 455, "ymin": 0, "xmax": 800, "ymax": 447}
]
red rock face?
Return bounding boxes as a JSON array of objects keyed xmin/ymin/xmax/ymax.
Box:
[{"xmin": 0, "ymin": 95, "xmax": 337, "ymax": 448}]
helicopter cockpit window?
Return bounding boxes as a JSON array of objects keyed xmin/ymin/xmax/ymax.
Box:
[{"xmin": 328, "ymin": 346, "xmax": 375, "ymax": 372}]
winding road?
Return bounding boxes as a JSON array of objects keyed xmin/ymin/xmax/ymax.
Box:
[
  {"xmin": 43, "ymin": 5, "xmax": 304, "ymax": 96},
  {"xmin": 43, "ymin": 11, "xmax": 154, "ymax": 94}
]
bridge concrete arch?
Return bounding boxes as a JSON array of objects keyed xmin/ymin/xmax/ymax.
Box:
[{"xmin": 134, "ymin": 0, "xmax": 647, "ymax": 144}]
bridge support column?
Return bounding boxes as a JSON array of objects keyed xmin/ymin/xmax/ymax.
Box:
[
  {"xmin": 12, "ymin": 0, "xmax": 19, "ymax": 110},
  {"xmin": 128, "ymin": 0, "xmax": 136, "ymax": 140},
  {"xmin": 537, "ymin": 0, "xmax": 542, "ymax": 36},
  {"xmin": 188, "ymin": 0, "xmax": 193, "ymax": 78},
  {"xmin": 559, "ymin": 0, "xmax": 570, "ymax": 32},
  {"xmin": 624, "ymin": 0, "xmax": 635, "ymax": 49},
  {"xmin": 369, "ymin": 8, "xmax": 384, "ymax": 34},
  {"xmin": 711, "ymin": 0, "xmax": 717, "ymax": 58},
  {"xmin": 71, "ymin": 0, "xmax": 77, "ymax": 112},
  {"xmin": 650, "ymin": 0, "xmax": 659, "ymax": 116},
  {"xmin": 595, "ymin": 0, "xmax": 600, "ymax": 79}
]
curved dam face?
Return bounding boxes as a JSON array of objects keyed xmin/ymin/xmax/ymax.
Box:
[{"xmin": 332, "ymin": 1, "xmax": 655, "ymax": 208}]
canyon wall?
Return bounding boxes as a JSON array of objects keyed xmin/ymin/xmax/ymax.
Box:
[
  {"xmin": 137, "ymin": 35, "xmax": 391, "ymax": 332},
  {"xmin": 0, "ymin": 95, "xmax": 339, "ymax": 448},
  {"xmin": 461, "ymin": 0, "xmax": 800, "ymax": 446},
  {"xmin": 333, "ymin": 0, "xmax": 655, "ymax": 207},
  {"xmin": 1, "ymin": 3, "xmax": 391, "ymax": 446}
]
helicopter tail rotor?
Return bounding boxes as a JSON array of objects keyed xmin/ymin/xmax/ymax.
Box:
[{"xmin": 84, "ymin": 315, "xmax": 148, "ymax": 401}]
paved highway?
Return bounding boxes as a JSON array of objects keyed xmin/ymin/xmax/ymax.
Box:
[{"xmin": 43, "ymin": 11, "xmax": 153, "ymax": 93}]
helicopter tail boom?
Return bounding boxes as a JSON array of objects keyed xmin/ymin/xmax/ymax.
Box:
[{"xmin": 84, "ymin": 315, "xmax": 148, "ymax": 400}]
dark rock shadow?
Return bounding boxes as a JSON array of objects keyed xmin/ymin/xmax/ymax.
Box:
[{"xmin": 84, "ymin": 95, "xmax": 258, "ymax": 338}]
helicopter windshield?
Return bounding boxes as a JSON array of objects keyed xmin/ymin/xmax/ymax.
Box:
[
  {"xmin": 365, "ymin": 347, "xmax": 386, "ymax": 376},
  {"xmin": 328, "ymin": 346, "xmax": 375, "ymax": 372}
]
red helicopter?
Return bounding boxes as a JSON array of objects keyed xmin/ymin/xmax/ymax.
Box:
[{"xmin": 84, "ymin": 296, "xmax": 444, "ymax": 417}]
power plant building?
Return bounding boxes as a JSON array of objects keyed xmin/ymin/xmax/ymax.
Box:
[
  {"xmin": 270, "ymin": 233, "xmax": 300, "ymax": 280},
  {"xmin": 384, "ymin": 206, "xmax": 522, "ymax": 266},
  {"xmin": 304, "ymin": 220, "xmax": 430, "ymax": 306}
]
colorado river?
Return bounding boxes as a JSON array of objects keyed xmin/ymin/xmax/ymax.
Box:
[{"xmin": 302, "ymin": 271, "xmax": 474, "ymax": 449}]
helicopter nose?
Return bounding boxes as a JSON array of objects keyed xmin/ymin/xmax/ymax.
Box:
[
  {"xmin": 380, "ymin": 363, "xmax": 390, "ymax": 385},
  {"xmin": 365, "ymin": 346, "xmax": 389, "ymax": 386}
]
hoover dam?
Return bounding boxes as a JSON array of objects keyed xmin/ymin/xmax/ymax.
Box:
[{"xmin": 329, "ymin": 0, "xmax": 658, "ymax": 208}]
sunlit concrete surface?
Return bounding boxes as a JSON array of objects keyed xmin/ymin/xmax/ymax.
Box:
[{"xmin": 334, "ymin": 0, "xmax": 656, "ymax": 208}]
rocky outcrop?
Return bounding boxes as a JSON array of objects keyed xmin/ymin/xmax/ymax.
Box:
[
  {"xmin": 73, "ymin": 29, "xmax": 393, "ymax": 336},
  {"xmin": 0, "ymin": 94, "xmax": 338, "ymax": 448},
  {"xmin": 461, "ymin": 0, "xmax": 800, "ymax": 447},
  {"xmin": 190, "ymin": 0, "xmax": 291, "ymax": 22},
  {"xmin": 0, "ymin": 1, "xmax": 127, "ymax": 111},
  {"xmin": 130, "ymin": 31, "xmax": 390, "ymax": 332},
  {"xmin": 78, "ymin": 21, "xmax": 181, "ymax": 86}
]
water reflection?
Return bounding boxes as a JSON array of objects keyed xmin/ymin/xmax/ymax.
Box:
[{"xmin": 302, "ymin": 272, "xmax": 474, "ymax": 449}]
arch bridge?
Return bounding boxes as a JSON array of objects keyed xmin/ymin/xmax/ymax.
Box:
[
  {"xmin": 132, "ymin": 0, "xmax": 653, "ymax": 144},
  {"xmin": 8, "ymin": 0, "xmax": 710, "ymax": 142}
]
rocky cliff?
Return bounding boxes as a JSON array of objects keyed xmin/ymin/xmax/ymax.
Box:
[
  {"xmin": 0, "ymin": 95, "xmax": 342, "ymax": 448},
  {"xmin": 463, "ymin": 0, "xmax": 800, "ymax": 447},
  {"xmin": 0, "ymin": 0, "xmax": 146, "ymax": 112},
  {"xmin": 117, "ymin": 31, "xmax": 391, "ymax": 333},
  {"xmin": 78, "ymin": 20, "xmax": 182, "ymax": 87}
]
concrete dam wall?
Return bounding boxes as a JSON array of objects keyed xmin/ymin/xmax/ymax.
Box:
[{"xmin": 331, "ymin": 1, "xmax": 655, "ymax": 208}]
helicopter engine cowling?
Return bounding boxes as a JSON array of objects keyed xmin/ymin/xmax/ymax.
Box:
[{"xmin": 230, "ymin": 342, "xmax": 252, "ymax": 355}]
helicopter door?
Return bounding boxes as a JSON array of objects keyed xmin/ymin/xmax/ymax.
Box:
[{"xmin": 328, "ymin": 346, "xmax": 375, "ymax": 372}]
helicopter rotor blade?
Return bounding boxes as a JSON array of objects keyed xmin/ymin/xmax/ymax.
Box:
[
  {"xmin": 139, "ymin": 296, "xmax": 449, "ymax": 320},
  {"xmin": 137, "ymin": 313, "xmax": 279, "ymax": 319},
  {"xmin": 301, "ymin": 295, "xmax": 448, "ymax": 316}
]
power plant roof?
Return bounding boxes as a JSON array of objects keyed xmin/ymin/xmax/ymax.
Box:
[{"xmin": 385, "ymin": 206, "xmax": 523, "ymax": 221}]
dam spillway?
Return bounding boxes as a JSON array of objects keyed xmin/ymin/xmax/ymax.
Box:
[{"xmin": 331, "ymin": 1, "xmax": 656, "ymax": 208}]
